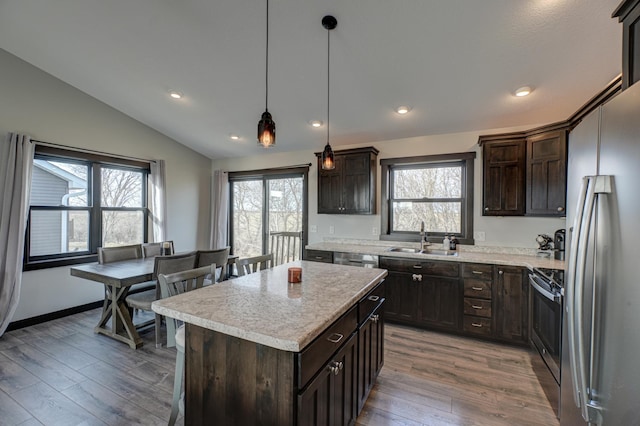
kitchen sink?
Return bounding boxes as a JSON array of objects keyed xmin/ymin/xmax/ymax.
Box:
[{"xmin": 386, "ymin": 247, "xmax": 458, "ymax": 256}]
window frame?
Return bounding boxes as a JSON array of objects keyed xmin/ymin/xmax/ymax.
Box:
[
  {"xmin": 24, "ymin": 146, "xmax": 150, "ymax": 270},
  {"xmin": 228, "ymin": 165, "xmax": 309, "ymax": 257},
  {"xmin": 380, "ymin": 152, "xmax": 476, "ymax": 245}
]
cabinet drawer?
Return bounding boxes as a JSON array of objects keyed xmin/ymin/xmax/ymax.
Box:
[
  {"xmin": 462, "ymin": 263, "xmax": 493, "ymax": 280},
  {"xmin": 463, "ymin": 316, "xmax": 492, "ymax": 336},
  {"xmin": 305, "ymin": 249, "xmax": 334, "ymax": 263},
  {"xmin": 297, "ymin": 306, "xmax": 357, "ymax": 389},
  {"xmin": 358, "ymin": 281, "xmax": 385, "ymax": 324},
  {"xmin": 463, "ymin": 298, "xmax": 492, "ymax": 318},
  {"xmin": 379, "ymin": 257, "xmax": 459, "ymax": 277},
  {"xmin": 463, "ymin": 279, "xmax": 492, "ymax": 299}
]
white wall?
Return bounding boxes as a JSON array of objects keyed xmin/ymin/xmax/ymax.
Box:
[
  {"xmin": 1, "ymin": 49, "xmax": 212, "ymax": 321},
  {"xmin": 213, "ymin": 130, "xmax": 565, "ymax": 250}
]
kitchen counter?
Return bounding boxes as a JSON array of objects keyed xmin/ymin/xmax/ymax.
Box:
[
  {"xmin": 151, "ymin": 260, "xmax": 387, "ymax": 352},
  {"xmin": 307, "ymin": 241, "xmax": 565, "ymax": 270}
]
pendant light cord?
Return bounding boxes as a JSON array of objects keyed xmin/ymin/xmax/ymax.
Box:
[
  {"xmin": 265, "ymin": 0, "xmax": 269, "ymax": 110},
  {"xmin": 326, "ymin": 27, "xmax": 330, "ymax": 144}
]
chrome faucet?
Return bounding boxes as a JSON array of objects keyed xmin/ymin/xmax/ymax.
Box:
[{"xmin": 420, "ymin": 221, "xmax": 430, "ymax": 251}]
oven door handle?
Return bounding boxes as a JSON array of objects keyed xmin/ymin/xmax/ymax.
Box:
[{"xmin": 528, "ymin": 274, "xmax": 561, "ymax": 304}]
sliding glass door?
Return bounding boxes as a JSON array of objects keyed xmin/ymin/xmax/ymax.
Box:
[{"xmin": 229, "ymin": 167, "xmax": 308, "ymax": 258}]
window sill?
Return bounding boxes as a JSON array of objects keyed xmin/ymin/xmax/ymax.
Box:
[{"xmin": 24, "ymin": 254, "xmax": 99, "ymax": 271}]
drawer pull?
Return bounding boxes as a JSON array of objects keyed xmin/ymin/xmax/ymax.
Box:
[
  {"xmin": 327, "ymin": 333, "xmax": 344, "ymax": 344},
  {"xmin": 412, "ymin": 274, "xmax": 423, "ymax": 282},
  {"xmin": 472, "ymin": 305, "xmax": 483, "ymax": 310},
  {"xmin": 328, "ymin": 361, "xmax": 344, "ymax": 376},
  {"xmin": 370, "ymin": 314, "xmax": 380, "ymax": 323},
  {"xmin": 471, "ymin": 322, "xmax": 483, "ymax": 328},
  {"xmin": 413, "ymin": 265, "xmax": 422, "ymax": 269},
  {"xmin": 471, "ymin": 286, "xmax": 484, "ymax": 291},
  {"xmin": 368, "ymin": 295, "xmax": 380, "ymax": 302},
  {"xmin": 472, "ymin": 271, "xmax": 484, "ymax": 275},
  {"xmin": 314, "ymin": 256, "xmax": 324, "ymax": 260}
]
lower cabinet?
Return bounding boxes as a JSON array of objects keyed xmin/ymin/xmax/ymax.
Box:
[
  {"xmin": 357, "ymin": 303, "xmax": 384, "ymax": 413},
  {"xmin": 298, "ymin": 333, "xmax": 358, "ymax": 426},
  {"xmin": 384, "ymin": 270, "xmax": 418, "ymax": 322},
  {"xmin": 418, "ymin": 276, "xmax": 461, "ymax": 331},
  {"xmin": 494, "ymin": 265, "xmax": 528, "ymax": 344}
]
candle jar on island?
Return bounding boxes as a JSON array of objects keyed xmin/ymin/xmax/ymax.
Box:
[{"xmin": 287, "ymin": 267, "xmax": 302, "ymax": 283}]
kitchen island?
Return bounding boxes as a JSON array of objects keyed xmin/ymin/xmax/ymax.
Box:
[{"xmin": 152, "ymin": 260, "xmax": 387, "ymax": 425}]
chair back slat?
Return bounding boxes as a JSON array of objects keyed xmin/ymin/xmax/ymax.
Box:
[
  {"xmin": 237, "ymin": 253, "xmax": 274, "ymax": 276},
  {"xmin": 98, "ymin": 244, "xmax": 143, "ymax": 264},
  {"xmin": 269, "ymin": 231, "xmax": 302, "ymax": 266}
]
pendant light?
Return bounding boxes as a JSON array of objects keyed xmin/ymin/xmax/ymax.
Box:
[
  {"xmin": 257, "ymin": 0, "xmax": 275, "ymax": 148},
  {"xmin": 321, "ymin": 15, "xmax": 337, "ymax": 170}
]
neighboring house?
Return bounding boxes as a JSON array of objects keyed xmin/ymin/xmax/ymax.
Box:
[{"xmin": 30, "ymin": 160, "xmax": 87, "ymax": 256}]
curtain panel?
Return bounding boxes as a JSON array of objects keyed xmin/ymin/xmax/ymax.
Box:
[
  {"xmin": 210, "ymin": 170, "xmax": 228, "ymax": 249},
  {"xmin": 149, "ymin": 160, "xmax": 167, "ymax": 243},
  {"xmin": 0, "ymin": 133, "xmax": 34, "ymax": 336}
]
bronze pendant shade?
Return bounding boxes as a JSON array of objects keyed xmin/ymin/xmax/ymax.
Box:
[{"xmin": 321, "ymin": 15, "xmax": 337, "ymax": 170}]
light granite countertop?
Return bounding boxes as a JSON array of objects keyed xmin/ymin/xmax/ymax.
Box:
[
  {"xmin": 306, "ymin": 240, "xmax": 566, "ymax": 270},
  {"xmin": 151, "ymin": 260, "xmax": 387, "ymax": 352}
]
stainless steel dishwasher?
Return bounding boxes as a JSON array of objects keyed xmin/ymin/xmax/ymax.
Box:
[{"xmin": 333, "ymin": 251, "xmax": 379, "ymax": 268}]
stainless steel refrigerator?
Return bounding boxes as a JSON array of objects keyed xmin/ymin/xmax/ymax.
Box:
[{"xmin": 562, "ymin": 80, "xmax": 640, "ymax": 425}]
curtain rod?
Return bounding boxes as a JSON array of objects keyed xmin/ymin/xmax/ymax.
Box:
[{"xmin": 32, "ymin": 139, "xmax": 157, "ymax": 164}]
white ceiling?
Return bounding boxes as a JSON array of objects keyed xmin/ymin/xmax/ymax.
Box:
[{"xmin": 0, "ymin": 0, "xmax": 623, "ymax": 159}]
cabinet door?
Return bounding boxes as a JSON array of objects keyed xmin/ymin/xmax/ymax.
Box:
[
  {"xmin": 418, "ymin": 276, "xmax": 462, "ymax": 331},
  {"xmin": 342, "ymin": 153, "xmax": 372, "ymax": 214},
  {"xmin": 318, "ymin": 156, "xmax": 343, "ymax": 214},
  {"xmin": 357, "ymin": 303, "xmax": 384, "ymax": 414},
  {"xmin": 384, "ymin": 270, "xmax": 418, "ymax": 323},
  {"xmin": 298, "ymin": 333, "xmax": 357, "ymax": 426},
  {"xmin": 526, "ymin": 130, "xmax": 567, "ymax": 216},
  {"xmin": 494, "ymin": 266, "xmax": 528, "ymax": 343},
  {"xmin": 482, "ymin": 139, "xmax": 526, "ymax": 216}
]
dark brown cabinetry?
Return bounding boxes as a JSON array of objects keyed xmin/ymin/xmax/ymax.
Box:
[
  {"xmin": 493, "ymin": 265, "xmax": 528, "ymax": 344},
  {"xmin": 462, "ymin": 263, "xmax": 494, "ymax": 337},
  {"xmin": 380, "ymin": 257, "xmax": 461, "ymax": 332},
  {"xmin": 480, "ymin": 137, "xmax": 526, "ymax": 216},
  {"xmin": 526, "ymin": 130, "xmax": 567, "ymax": 216},
  {"xmin": 305, "ymin": 249, "xmax": 334, "ymax": 263},
  {"xmin": 356, "ymin": 295, "xmax": 384, "ymax": 413},
  {"xmin": 614, "ymin": 0, "xmax": 640, "ymax": 89},
  {"xmin": 316, "ymin": 147, "xmax": 378, "ymax": 215}
]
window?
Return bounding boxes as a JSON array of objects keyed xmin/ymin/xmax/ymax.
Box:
[
  {"xmin": 380, "ymin": 152, "xmax": 475, "ymax": 244},
  {"xmin": 25, "ymin": 146, "xmax": 149, "ymax": 269},
  {"xmin": 229, "ymin": 166, "xmax": 308, "ymax": 258}
]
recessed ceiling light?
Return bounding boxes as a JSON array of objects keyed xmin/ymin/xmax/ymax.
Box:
[
  {"xmin": 309, "ymin": 120, "xmax": 323, "ymax": 128},
  {"xmin": 395, "ymin": 106, "xmax": 412, "ymax": 114},
  {"xmin": 169, "ymin": 91, "xmax": 183, "ymax": 99},
  {"xmin": 229, "ymin": 134, "xmax": 240, "ymax": 140},
  {"xmin": 514, "ymin": 86, "xmax": 532, "ymax": 97}
]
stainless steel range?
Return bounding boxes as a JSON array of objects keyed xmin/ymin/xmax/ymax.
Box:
[{"xmin": 529, "ymin": 267, "xmax": 564, "ymax": 418}]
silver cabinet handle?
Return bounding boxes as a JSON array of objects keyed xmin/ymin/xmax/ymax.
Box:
[
  {"xmin": 499, "ymin": 270, "xmax": 504, "ymax": 275},
  {"xmin": 413, "ymin": 264, "xmax": 422, "ymax": 269},
  {"xmin": 484, "ymin": 207, "xmax": 489, "ymax": 211},
  {"xmin": 558, "ymin": 206, "xmax": 565, "ymax": 212},
  {"xmin": 327, "ymin": 333, "xmax": 343, "ymax": 344},
  {"xmin": 328, "ymin": 360, "xmax": 343, "ymax": 375},
  {"xmin": 370, "ymin": 314, "xmax": 380, "ymax": 323},
  {"xmin": 471, "ymin": 286, "xmax": 484, "ymax": 291},
  {"xmin": 368, "ymin": 295, "xmax": 380, "ymax": 302},
  {"xmin": 472, "ymin": 270, "xmax": 483, "ymax": 275},
  {"xmin": 412, "ymin": 274, "xmax": 422, "ymax": 282},
  {"xmin": 314, "ymin": 256, "xmax": 324, "ymax": 260},
  {"xmin": 471, "ymin": 322, "xmax": 482, "ymax": 328},
  {"xmin": 471, "ymin": 305, "xmax": 483, "ymax": 310}
]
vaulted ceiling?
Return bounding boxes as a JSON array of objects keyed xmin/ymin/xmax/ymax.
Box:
[{"xmin": 0, "ymin": 0, "xmax": 623, "ymax": 159}]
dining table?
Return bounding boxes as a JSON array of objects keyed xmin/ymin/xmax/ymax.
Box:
[{"xmin": 70, "ymin": 254, "xmax": 239, "ymax": 349}]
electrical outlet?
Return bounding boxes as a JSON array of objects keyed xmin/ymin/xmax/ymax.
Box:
[
  {"xmin": 329, "ymin": 225, "xmax": 335, "ymax": 234},
  {"xmin": 474, "ymin": 231, "xmax": 486, "ymax": 241},
  {"xmin": 372, "ymin": 227, "xmax": 378, "ymax": 235},
  {"xmin": 310, "ymin": 225, "xmax": 317, "ymax": 233}
]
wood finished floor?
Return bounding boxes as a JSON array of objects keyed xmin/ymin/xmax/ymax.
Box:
[{"xmin": 0, "ymin": 309, "xmax": 558, "ymax": 426}]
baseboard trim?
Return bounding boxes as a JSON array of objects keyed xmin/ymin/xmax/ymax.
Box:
[{"xmin": 6, "ymin": 300, "xmax": 103, "ymax": 332}]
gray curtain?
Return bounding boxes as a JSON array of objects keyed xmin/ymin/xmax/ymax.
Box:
[
  {"xmin": 149, "ymin": 160, "xmax": 167, "ymax": 243},
  {"xmin": 0, "ymin": 133, "xmax": 34, "ymax": 336},
  {"xmin": 210, "ymin": 170, "xmax": 228, "ymax": 249}
]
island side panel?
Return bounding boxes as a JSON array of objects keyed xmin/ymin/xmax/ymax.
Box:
[{"xmin": 185, "ymin": 324, "xmax": 296, "ymax": 426}]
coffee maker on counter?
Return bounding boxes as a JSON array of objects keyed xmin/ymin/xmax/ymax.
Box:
[{"xmin": 554, "ymin": 229, "xmax": 565, "ymax": 261}]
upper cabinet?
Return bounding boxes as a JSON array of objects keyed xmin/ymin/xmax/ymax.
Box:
[
  {"xmin": 613, "ymin": 0, "xmax": 640, "ymax": 89},
  {"xmin": 315, "ymin": 147, "xmax": 378, "ymax": 215},
  {"xmin": 526, "ymin": 130, "xmax": 567, "ymax": 215},
  {"xmin": 479, "ymin": 135, "xmax": 526, "ymax": 216}
]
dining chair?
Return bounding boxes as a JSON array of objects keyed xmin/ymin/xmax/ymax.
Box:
[
  {"xmin": 125, "ymin": 251, "xmax": 197, "ymax": 347},
  {"xmin": 236, "ymin": 253, "xmax": 274, "ymax": 276},
  {"xmin": 142, "ymin": 241, "xmax": 174, "ymax": 258},
  {"xmin": 97, "ymin": 243, "xmax": 143, "ymax": 264},
  {"xmin": 269, "ymin": 231, "xmax": 302, "ymax": 266},
  {"xmin": 157, "ymin": 264, "xmax": 213, "ymax": 426},
  {"xmin": 196, "ymin": 247, "xmax": 230, "ymax": 284}
]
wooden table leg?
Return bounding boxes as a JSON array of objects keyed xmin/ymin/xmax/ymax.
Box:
[{"xmin": 94, "ymin": 284, "xmax": 144, "ymax": 349}]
